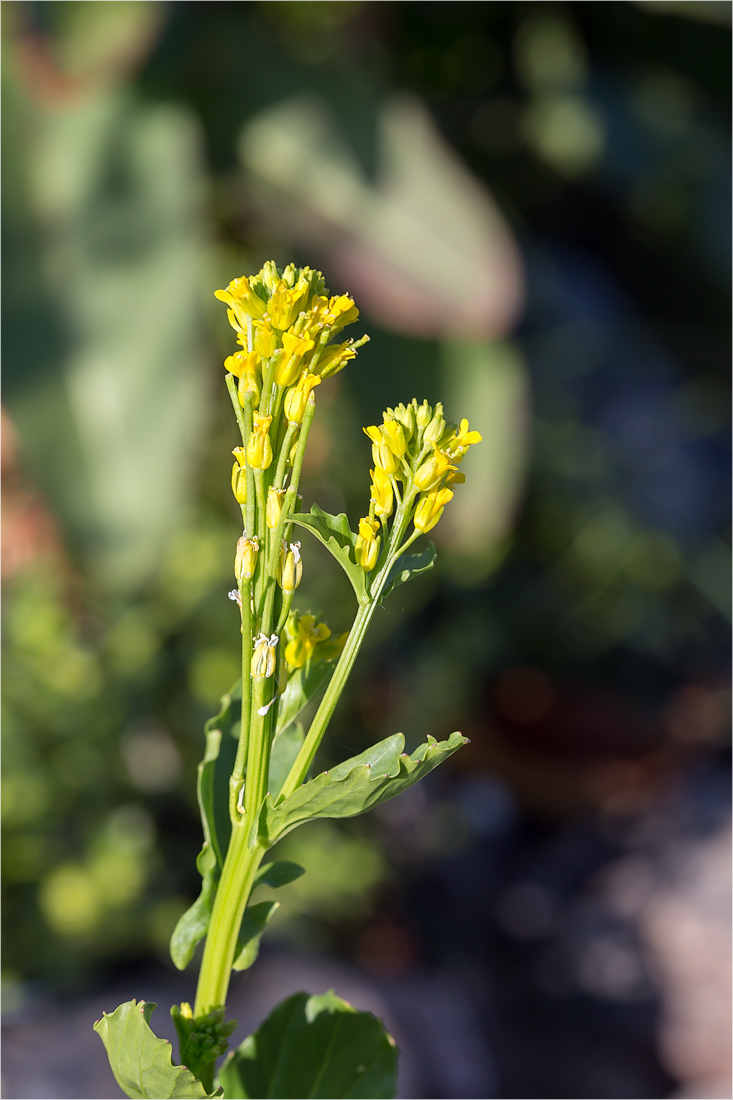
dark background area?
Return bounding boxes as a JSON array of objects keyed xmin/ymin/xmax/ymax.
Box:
[{"xmin": 2, "ymin": 3, "xmax": 730, "ymax": 1098}]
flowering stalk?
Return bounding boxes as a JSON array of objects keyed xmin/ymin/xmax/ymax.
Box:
[{"xmin": 94, "ymin": 262, "xmax": 481, "ymax": 1100}]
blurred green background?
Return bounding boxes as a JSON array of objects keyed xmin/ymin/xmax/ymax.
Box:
[{"xmin": 2, "ymin": 3, "xmax": 730, "ymax": 1098}]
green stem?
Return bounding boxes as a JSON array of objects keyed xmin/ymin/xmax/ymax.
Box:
[
  {"xmin": 229, "ymin": 580, "xmax": 253, "ymax": 822},
  {"xmin": 277, "ymin": 491, "xmax": 422, "ymax": 800},
  {"xmin": 192, "ymin": 822, "xmax": 265, "ymax": 1016}
]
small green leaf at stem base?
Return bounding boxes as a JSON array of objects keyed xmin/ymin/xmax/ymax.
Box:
[
  {"xmin": 216, "ymin": 990, "xmax": 398, "ymax": 1099},
  {"xmin": 93, "ymin": 999, "xmax": 221, "ymax": 1099}
]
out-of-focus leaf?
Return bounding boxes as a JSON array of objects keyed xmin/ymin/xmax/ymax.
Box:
[
  {"xmin": 232, "ymin": 900, "xmax": 280, "ymax": 971},
  {"xmin": 439, "ymin": 340, "xmax": 531, "ymax": 582},
  {"xmin": 2, "ymin": 77, "xmax": 211, "ymax": 591},
  {"xmin": 94, "ymin": 1000, "xmax": 219, "ymax": 1099},
  {"xmin": 239, "ymin": 94, "xmax": 523, "ymax": 340},
  {"xmin": 260, "ymin": 731, "xmax": 467, "ymax": 844},
  {"xmin": 217, "ymin": 990, "xmax": 398, "ymax": 1100},
  {"xmin": 276, "ymin": 663, "xmax": 333, "ymax": 738},
  {"xmin": 291, "ymin": 505, "xmax": 368, "ymax": 604}
]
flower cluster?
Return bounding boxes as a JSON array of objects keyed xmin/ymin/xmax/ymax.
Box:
[
  {"xmin": 357, "ymin": 399, "xmax": 482, "ymax": 570},
  {"xmin": 216, "ymin": 262, "xmax": 368, "ymax": 484}
]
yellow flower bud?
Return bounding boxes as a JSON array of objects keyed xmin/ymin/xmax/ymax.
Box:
[
  {"xmin": 355, "ymin": 517, "xmax": 381, "ymax": 572},
  {"xmin": 237, "ymin": 369, "xmax": 260, "ymax": 409},
  {"xmin": 266, "ymin": 488, "xmax": 286, "ymax": 529},
  {"xmin": 363, "ymin": 426, "xmax": 398, "ymax": 475},
  {"xmin": 413, "ymin": 448, "xmax": 456, "ymax": 491},
  {"xmin": 275, "ymin": 330, "xmax": 315, "ymax": 387},
  {"xmin": 416, "ymin": 400, "xmax": 432, "ymax": 429},
  {"xmin": 381, "ymin": 418, "xmax": 407, "ymax": 457},
  {"xmin": 254, "ymin": 322, "xmax": 277, "ymax": 359},
  {"xmin": 278, "ymin": 541, "xmax": 303, "ymax": 592},
  {"xmin": 232, "ymin": 447, "xmax": 246, "ymax": 467},
  {"xmin": 284, "ymin": 371, "xmax": 321, "ymax": 424},
  {"xmin": 370, "ymin": 467, "xmax": 394, "ymax": 518},
  {"xmin": 235, "ymin": 535, "xmax": 259, "ymax": 582},
  {"xmin": 424, "ymin": 404, "xmax": 446, "ymax": 444},
  {"xmin": 231, "ymin": 462, "xmax": 247, "ymax": 504},
  {"xmin": 247, "ymin": 412, "xmax": 273, "ymax": 470},
  {"xmin": 414, "ymin": 488, "xmax": 453, "ymax": 533},
  {"xmin": 251, "ymin": 633, "xmax": 279, "ymax": 678}
]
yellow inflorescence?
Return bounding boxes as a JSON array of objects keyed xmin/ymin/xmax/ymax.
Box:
[
  {"xmin": 360, "ymin": 399, "xmax": 482, "ymax": 550},
  {"xmin": 216, "ymin": 262, "xmax": 368, "ymax": 509}
]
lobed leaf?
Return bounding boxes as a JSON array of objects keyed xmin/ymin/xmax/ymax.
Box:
[
  {"xmin": 217, "ymin": 990, "xmax": 398, "ymax": 1099},
  {"xmin": 260, "ymin": 731, "xmax": 467, "ymax": 844},
  {"xmin": 94, "ymin": 1000, "xmax": 220, "ymax": 1099},
  {"xmin": 291, "ymin": 505, "xmax": 368, "ymax": 604}
]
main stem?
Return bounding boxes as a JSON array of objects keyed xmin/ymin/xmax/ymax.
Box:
[{"xmin": 193, "ymin": 823, "xmax": 265, "ymax": 1017}]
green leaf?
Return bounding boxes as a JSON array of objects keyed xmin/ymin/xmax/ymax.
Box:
[
  {"xmin": 268, "ymin": 722, "xmax": 306, "ymax": 800},
  {"xmin": 232, "ymin": 901, "xmax": 280, "ymax": 971},
  {"xmin": 381, "ymin": 544, "xmax": 437, "ymax": 601},
  {"xmin": 94, "ymin": 1000, "xmax": 220, "ymax": 1099},
  {"xmin": 169, "ymin": 685, "xmax": 240, "ymax": 970},
  {"xmin": 253, "ymin": 860, "xmax": 305, "ymax": 890},
  {"xmin": 261, "ymin": 731, "xmax": 467, "ymax": 844},
  {"xmin": 169, "ymin": 844, "xmax": 217, "ymax": 970},
  {"xmin": 276, "ymin": 662, "xmax": 334, "ymax": 738},
  {"xmin": 217, "ymin": 990, "xmax": 398, "ymax": 1099},
  {"xmin": 291, "ymin": 505, "xmax": 368, "ymax": 605}
]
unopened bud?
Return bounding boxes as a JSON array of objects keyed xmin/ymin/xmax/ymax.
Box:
[
  {"xmin": 414, "ymin": 488, "xmax": 453, "ymax": 533},
  {"xmin": 235, "ymin": 536, "xmax": 259, "ymax": 583},
  {"xmin": 231, "ymin": 462, "xmax": 247, "ymax": 504},
  {"xmin": 424, "ymin": 404, "xmax": 446, "ymax": 444},
  {"xmin": 266, "ymin": 488, "xmax": 286, "ymax": 529},
  {"xmin": 278, "ymin": 541, "xmax": 303, "ymax": 592},
  {"xmin": 416, "ymin": 400, "xmax": 432, "ymax": 429}
]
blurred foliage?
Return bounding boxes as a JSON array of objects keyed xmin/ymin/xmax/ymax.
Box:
[{"xmin": 2, "ymin": 0, "xmax": 730, "ymax": 1002}]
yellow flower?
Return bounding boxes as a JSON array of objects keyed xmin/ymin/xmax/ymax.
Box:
[
  {"xmin": 247, "ymin": 412, "xmax": 273, "ymax": 470},
  {"xmin": 414, "ymin": 488, "xmax": 454, "ymax": 533},
  {"xmin": 442, "ymin": 418, "xmax": 483, "ymax": 463},
  {"xmin": 370, "ymin": 467, "xmax": 394, "ymax": 518},
  {"xmin": 364, "ymin": 426, "xmax": 399, "ymax": 475},
  {"xmin": 275, "ymin": 330, "xmax": 315, "ymax": 387},
  {"xmin": 215, "ymin": 276, "xmax": 267, "ymax": 329},
  {"xmin": 284, "ymin": 613, "xmax": 332, "ymax": 669},
  {"xmin": 413, "ymin": 447, "xmax": 456, "ymax": 491},
  {"xmin": 355, "ymin": 516, "xmax": 381, "ymax": 572},
  {"xmin": 267, "ymin": 280, "xmax": 309, "ymax": 331},
  {"xmin": 284, "ymin": 371, "xmax": 322, "ymax": 424}
]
